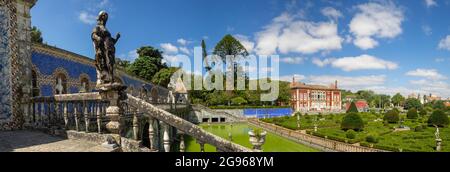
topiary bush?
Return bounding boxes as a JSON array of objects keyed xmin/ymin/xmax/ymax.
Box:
[
  {"xmin": 414, "ymin": 126, "xmax": 423, "ymax": 132},
  {"xmin": 428, "ymin": 110, "xmax": 450, "ymax": 127},
  {"xmin": 366, "ymin": 134, "xmax": 379, "ymax": 143},
  {"xmin": 384, "ymin": 110, "xmax": 400, "ymax": 124},
  {"xmin": 419, "ymin": 109, "xmax": 427, "ymax": 116},
  {"xmin": 407, "ymin": 108, "xmax": 418, "ymax": 119},
  {"xmin": 347, "ymin": 102, "xmax": 359, "ymax": 113},
  {"xmin": 341, "ymin": 112, "xmax": 364, "ymax": 131},
  {"xmin": 346, "ymin": 130, "xmax": 356, "ymax": 139}
]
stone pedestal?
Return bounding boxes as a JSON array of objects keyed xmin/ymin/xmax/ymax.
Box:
[
  {"xmin": 98, "ymin": 83, "xmax": 127, "ymax": 140},
  {"xmin": 248, "ymin": 130, "xmax": 267, "ymax": 151}
]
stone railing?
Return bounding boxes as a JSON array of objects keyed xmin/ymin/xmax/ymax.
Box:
[
  {"xmin": 249, "ymin": 119, "xmax": 386, "ymax": 152},
  {"xmin": 127, "ymin": 94, "xmax": 255, "ymax": 152},
  {"xmin": 26, "ymin": 93, "xmax": 108, "ymax": 134}
]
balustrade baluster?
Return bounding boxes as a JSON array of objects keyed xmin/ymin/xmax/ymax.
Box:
[
  {"xmin": 74, "ymin": 102, "xmax": 79, "ymax": 131},
  {"xmin": 40, "ymin": 101, "xmax": 45, "ymax": 127},
  {"xmin": 84, "ymin": 101, "xmax": 89, "ymax": 132},
  {"xmin": 198, "ymin": 141, "xmax": 205, "ymax": 152},
  {"xmin": 63, "ymin": 102, "xmax": 68, "ymax": 129},
  {"xmin": 148, "ymin": 118, "xmax": 155, "ymax": 150},
  {"xmin": 96, "ymin": 102, "xmax": 102, "ymax": 133},
  {"xmin": 132, "ymin": 113, "xmax": 139, "ymax": 140},
  {"xmin": 34, "ymin": 102, "xmax": 38, "ymax": 126},
  {"xmin": 179, "ymin": 133, "xmax": 185, "ymax": 152},
  {"xmin": 163, "ymin": 123, "xmax": 171, "ymax": 152}
]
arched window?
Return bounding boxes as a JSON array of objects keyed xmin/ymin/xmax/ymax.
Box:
[
  {"xmin": 80, "ymin": 77, "xmax": 90, "ymax": 93},
  {"xmin": 31, "ymin": 70, "xmax": 40, "ymax": 97},
  {"xmin": 55, "ymin": 73, "xmax": 68, "ymax": 95}
]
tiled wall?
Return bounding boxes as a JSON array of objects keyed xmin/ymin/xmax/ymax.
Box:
[{"xmin": 0, "ymin": 6, "xmax": 11, "ymax": 120}]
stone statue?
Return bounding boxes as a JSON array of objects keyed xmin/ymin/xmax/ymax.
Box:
[
  {"xmin": 435, "ymin": 126, "xmax": 441, "ymax": 140},
  {"xmin": 55, "ymin": 77, "xmax": 64, "ymax": 95},
  {"xmin": 92, "ymin": 11, "xmax": 120, "ymax": 86}
]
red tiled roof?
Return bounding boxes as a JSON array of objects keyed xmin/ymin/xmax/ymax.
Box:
[{"xmin": 291, "ymin": 82, "xmax": 339, "ymax": 91}]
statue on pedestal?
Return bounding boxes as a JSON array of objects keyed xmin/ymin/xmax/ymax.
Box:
[{"xmin": 92, "ymin": 11, "xmax": 120, "ymax": 86}]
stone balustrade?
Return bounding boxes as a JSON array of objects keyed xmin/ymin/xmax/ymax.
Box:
[
  {"xmin": 127, "ymin": 94, "xmax": 255, "ymax": 152},
  {"xmin": 26, "ymin": 93, "xmax": 108, "ymax": 134}
]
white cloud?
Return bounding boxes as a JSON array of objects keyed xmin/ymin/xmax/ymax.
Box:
[
  {"xmin": 78, "ymin": 11, "xmax": 97, "ymax": 25},
  {"xmin": 179, "ymin": 47, "xmax": 191, "ymax": 55},
  {"xmin": 321, "ymin": 7, "xmax": 343, "ymax": 21},
  {"xmin": 160, "ymin": 43, "xmax": 179, "ymax": 54},
  {"xmin": 435, "ymin": 58, "xmax": 446, "ymax": 62},
  {"xmin": 422, "ymin": 25, "xmax": 433, "ymax": 36},
  {"xmin": 312, "ymin": 57, "xmax": 334, "ymax": 67},
  {"xmin": 425, "ymin": 0, "xmax": 437, "ymax": 8},
  {"xmin": 313, "ymin": 54, "xmax": 398, "ymax": 72},
  {"xmin": 349, "ymin": 2, "xmax": 404, "ymax": 50},
  {"xmin": 438, "ymin": 35, "xmax": 450, "ymax": 51},
  {"xmin": 406, "ymin": 68, "xmax": 447, "ymax": 80},
  {"xmin": 277, "ymin": 57, "xmax": 307, "ymax": 64},
  {"xmin": 255, "ymin": 12, "xmax": 343, "ymax": 55},
  {"xmin": 234, "ymin": 34, "xmax": 255, "ymax": 53},
  {"xmin": 177, "ymin": 39, "xmax": 189, "ymax": 46}
]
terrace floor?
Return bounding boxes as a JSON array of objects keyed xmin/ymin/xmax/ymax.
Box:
[{"xmin": 0, "ymin": 130, "xmax": 110, "ymax": 152}]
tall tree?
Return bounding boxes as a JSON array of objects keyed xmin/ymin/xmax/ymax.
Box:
[
  {"xmin": 152, "ymin": 67, "xmax": 179, "ymax": 87},
  {"xmin": 202, "ymin": 40, "xmax": 212, "ymax": 71},
  {"xmin": 213, "ymin": 34, "xmax": 249, "ymax": 96},
  {"xmin": 213, "ymin": 34, "xmax": 249, "ymax": 63},
  {"xmin": 404, "ymin": 98, "xmax": 422, "ymax": 110},
  {"xmin": 31, "ymin": 26, "xmax": 43, "ymax": 43},
  {"xmin": 127, "ymin": 46, "xmax": 167, "ymax": 81},
  {"xmin": 392, "ymin": 93, "xmax": 405, "ymax": 107}
]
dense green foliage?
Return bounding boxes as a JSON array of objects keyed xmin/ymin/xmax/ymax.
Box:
[
  {"xmin": 428, "ymin": 110, "xmax": 449, "ymax": 127},
  {"xmin": 407, "ymin": 108, "xmax": 418, "ymax": 119},
  {"xmin": 127, "ymin": 46, "xmax": 168, "ymax": 82},
  {"xmin": 347, "ymin": 102, "xmax": 359, "ymax": 113},
  {"xmin": 151, "ymin": 67, "xmax": 179, "ymax": 87},
  {"xmin": 231, "ymin": 97, "xmax": 248, "ymax": 105},
  {"xmin": 341, "ymin": 113, "xmax": 365, "ymax": 131},
  {"xmin": 419, "ymin": 109, "xmax": 428, "ymax": 116},
  {"xmin": 384, "ymin": 110, "xmax": 400, "ymax": 123},
  {"xmin": 346, "ymin": 130, "xmax": 356, "ymax": 139},
  {"xmin": 31, "ymin": 26, "xmax": 43, "ymax": 43},
  {"xmin": 405, "ymin": 98, "xmax": 422, "ymax": 110},
  {"xmin": 392, "ymin": 93, "xmax": 405, "ymax": 107}
]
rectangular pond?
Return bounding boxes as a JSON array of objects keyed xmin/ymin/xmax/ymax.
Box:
[{"xmin": 185, "ymin": 123, "xmax": 320, "ymax": 152}]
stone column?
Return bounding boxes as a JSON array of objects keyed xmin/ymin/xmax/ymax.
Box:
[
  {"xmin": 132, "ymin": 113, "xmax": 139, "ymax": 140},
  {"xmin": 98, "ymin": 83, "xmax": 127, "ymax": 144}
]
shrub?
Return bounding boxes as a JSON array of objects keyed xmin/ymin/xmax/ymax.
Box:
[
  {"xmin": 384, "ymin": 110, "xmax": 400, "ymax": 124},
  {"xmin": 341, "ymin": 113, "xmax": 364, "ymax": 131},
  {"xmin": 428, "ymin": 110, "xmax": 450, "ymax": 127},
  {"xmin": 407, "ymin": 108, "xmax": 418, "ymax": 119},
  {"xmin": 346, "ymin": 130, "xmax": 356, "ymax": 139},
  {"xmin": 414, "ymin": 126, "xmax": 423, "ymax": 132},
  {"xmin": 347, "ymin": 102, "xmax": 359, "ymax": 113},
  {"xmin": 419, "ymin": 109, "xmax": 427, "ymax": 116},
  {"xmin": 231, "ymin": 97, "xmax": 247, "ymax": 105},
  {"xmin": 366, "ymin": 135, "xmax": 379, "ymax": 143}
]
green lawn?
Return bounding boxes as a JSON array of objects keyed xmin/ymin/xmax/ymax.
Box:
[{"xmin": 185, "ymin": 123, "xmax": 319, "ymax": 152}]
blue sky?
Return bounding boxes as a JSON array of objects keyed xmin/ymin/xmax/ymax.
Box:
[{"xmin": 31, "ymin": 0, "xmax": 450, "ymax": 98}]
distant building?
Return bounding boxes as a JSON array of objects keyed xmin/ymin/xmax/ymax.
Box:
[
  {"xmin": 445, "ymin": 102, "xmax": 450, "ymax": 108},
  {"xmin": 345, "ymin": 100, "xmax": 370, "ymax": 113},
  {"xmin": 290, "ymin": 78, "xmax": 342, "ymax": 113},
  {"xmin": 423, "ymin": 94, "xmax": 442, "ymax": 103},
  {"xmin": 344, "ymin": 95, "xmax": 357, "ymax": 103}
]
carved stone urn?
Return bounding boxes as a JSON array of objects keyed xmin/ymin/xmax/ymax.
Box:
[{"xmin": 248, "ymin": 130, "xmax": 267, "ymax": 151}]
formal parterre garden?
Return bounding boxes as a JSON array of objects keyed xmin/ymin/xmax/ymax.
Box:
[{"xmin": 261, "ymin": 103, "xmax": 450, "ymax": 152}]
